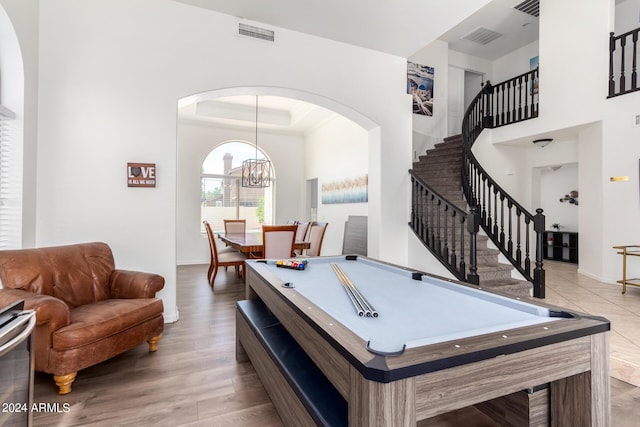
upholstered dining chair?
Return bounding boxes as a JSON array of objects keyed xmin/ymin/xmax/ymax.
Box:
[
  {"xmin": 294, "ymin": 221, "xmax": 310, "ymax": 256},
  {"xmin": 261, "ymin": 225, "xmax": 298, "ymax": 259},
  {"xmin": 204, "ymin": 221, "xmax": 247, "ymax": 286},
  {"xmin": 224, "ymin": 219, "xmax": 246, "ymax": 235},
  {"xmin": 305, "ymin": 221, "xmax": 328, "ymax": 257}
]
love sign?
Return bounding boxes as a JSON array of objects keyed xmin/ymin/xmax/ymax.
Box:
[{"xmin": 127, "ymin": 162, "xmax": 156, "ymax": 187}]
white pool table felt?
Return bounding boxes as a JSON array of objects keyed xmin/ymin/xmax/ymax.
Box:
[{"xmin": 254, "ymin": 257, "xmax": 559, "ymax": 354}]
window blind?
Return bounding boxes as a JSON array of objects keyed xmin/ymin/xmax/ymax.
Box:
[{"xmin": 0, "ymin": 104, "xmax": 19, "ymax": 249}]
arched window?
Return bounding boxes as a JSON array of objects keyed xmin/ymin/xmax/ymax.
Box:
[{"xmin": 201, "ymin": 141, "xmax": 273, "ymax": 233}]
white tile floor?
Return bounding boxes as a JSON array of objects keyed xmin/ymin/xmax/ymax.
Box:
[{"xmin": 543, "ymin": 260, "xmax": 640, "ymax": 386}]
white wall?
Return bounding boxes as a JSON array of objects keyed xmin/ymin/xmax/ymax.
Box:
[
  {"xmin": 615, "ymin": 0, "xmax": 640, "ymax": 34},
  {"xmin": 538, "ymin": 163, "xmax": 579, "ymax": 232},
  {"xmin": 448, "ymin": 50, "xmax": 492, "ymax": 78},
  {"xmin": 177, "ymin": 121, "xmax": 306, "ymax": 265},
  {"xmin": 490, "ymin": 0, "xmax": 610, "ymax": 145},
  {"xmin": 305, "ymin": 115, "xmax": 368, "ymax": 256},
  {"xmin": 409, "ymin": 40, "xmax": 449, "ymax": 158},
  {"xmin": 601, "ymin": 92, "xmax": 640, "ymax": 283},
  {"xmin": 577, "ymin": 122, "xmax": 604, "ymax": 279},
  {"xmin": 33, "ymin": 0, "xmax": 411, "ymax": 321},
  {"xmin": 407, "ymin": 231, "xmax": 456, "ymax": 279},
  {"xmin": 491, "ymin": 41, "xmax": 539, "ymax": 85}
]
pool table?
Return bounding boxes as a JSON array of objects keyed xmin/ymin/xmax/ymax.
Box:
[{"xmin": 238, "ymin": 255, "xmax": 610, "ymax": 426}]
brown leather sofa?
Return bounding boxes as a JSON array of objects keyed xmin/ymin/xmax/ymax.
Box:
[{"xmin": 0, "ymin": 242, "xmax": 165, "ymax": 394}]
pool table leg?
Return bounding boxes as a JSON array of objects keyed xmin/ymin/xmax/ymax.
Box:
[
  {"xmin": 348, "ymin": 366, "xmax": 416, "ymax": 426},
  {"xmin": 549, "ymin": 332, "xmax": 610, "ymax": 427}
]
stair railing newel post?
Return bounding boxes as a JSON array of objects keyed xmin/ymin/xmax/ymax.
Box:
[
  {"xmin": 533, "ymin": 208, "xmax": 546, "ymax": 298},
  {"xmin": 466, "ymin": 206, "xmax": 480, "ymax": 286}
]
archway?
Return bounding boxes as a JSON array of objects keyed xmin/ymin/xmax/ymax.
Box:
[{"xmin": 176, "ymin": 86, "xmax": 380, "ymax": 265}]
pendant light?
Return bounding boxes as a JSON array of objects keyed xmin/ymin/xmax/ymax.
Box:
[{"xmin": 241, "ymin": 95, "xmax": 271, "ymax": 187}]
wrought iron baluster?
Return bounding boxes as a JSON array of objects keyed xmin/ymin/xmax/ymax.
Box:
[
  {"xmin": 524, "ymin": 216, "xmax": 531, "ymax": 275},
  {"xmin": 632, "ymin": 31, "xmax": 638, "ymax": 91},
  {"xmin": 507, "ymin": 200, "xmax": 514, "ymax": 256},
  {"xmin": 481, "ymin": 176, "xmax": 487, "ymax": 224},
  {"xmin": 621, "ymin": 35, "xmax": 627, "ymax": 93},
  {"xmin": 451, "ymin": 211, "xmax": 457, "ymax": 269},
  {"xmin": 493, "ymin": 187, "xmax": 499, "ymax": 240},
  {"xmin": 435, "ymin": 199, "xmax": 442, "ymax": 255},
  {"xmin": 443, "ymin": 205, "xmax": 449, "ymax": 262},
  {"xmin": 516, "ymin": 208, "xmax": 522, "ymax": 265},
  {"xmin": 610, "ymin": 32, "xmax": 617, "ymax": 96},
  {"xmin": 500, "ymin": 84, "xmax": 505, "ymax": 126},
  {"xmin": 459, "ymin": 215, "xmax": 466, "ymax": 278}
]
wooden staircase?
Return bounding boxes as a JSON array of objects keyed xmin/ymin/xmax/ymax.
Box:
[{"xmin": 412, "ymin": 135, "xmax": 532, "ymax": 297}]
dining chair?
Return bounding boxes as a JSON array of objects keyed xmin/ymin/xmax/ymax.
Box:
[
  {"xmin": 305, "ymin": 221, "xmax": 328, "ymax": 257},
  {"xmin": 224, "ymin": 219, "xmax": 246, "ymax": 235},
  {"xmin": 293, "ymin": 221, "xmax": 310, "ymax": 256},
  {"xmin": 204, "ymin": 221, "xmax": 248, "ymax": 286},
  {"xmin": 261, "ymin": 225, "xmax": 298, "ymax": 259}
]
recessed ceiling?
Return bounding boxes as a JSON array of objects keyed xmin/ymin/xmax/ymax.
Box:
[{"xmin": 179, "ymin": 95, "xmax": 337, "ymax": 134}]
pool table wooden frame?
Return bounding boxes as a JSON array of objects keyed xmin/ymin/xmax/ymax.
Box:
[{"xmin": 237, "ymin": 256, "xmax": 610, "ymax": 426}]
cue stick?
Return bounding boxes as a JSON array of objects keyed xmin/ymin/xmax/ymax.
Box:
[
  {"xmin": 330, "ymin": 263, "xmax": 365, "ymax": 317},
  {"xmin": 333, "ymin": 264, "xmax": 378, "ymax": 318},
  {"xmin": 330, "ymin": 263, "xmax": 378, "ymax": 318},
  {"xmin": 331, "ymin": 263, "xmax": 371, "ymax": 317}
]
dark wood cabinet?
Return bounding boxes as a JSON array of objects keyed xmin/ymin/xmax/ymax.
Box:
[{"xmin": 543, "ymin": 231, "xmax": 578, "ymax": 263}]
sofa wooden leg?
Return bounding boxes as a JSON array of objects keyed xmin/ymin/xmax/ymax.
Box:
[
  {"xmin": 149, "ymin": 334, "xmax": 162, "ymax": 352},
  {"xmin": 54, "ymin": 372, "xmax": 77, "ymax": 395}
]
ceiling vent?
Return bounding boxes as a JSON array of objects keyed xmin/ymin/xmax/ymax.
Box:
[
  {"xmin": 513, "ymin": 0, "xmax": 539, "ymax": 18},
  {"xmin": 238, "ymin": 23, "xmax": 275, "ymax": 42},
  {"xmin": 462, "ymin": 27, "xmax": 503, "ymax": 45}
]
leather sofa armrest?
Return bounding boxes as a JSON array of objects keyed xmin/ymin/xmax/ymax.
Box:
[
  {"xmin": 0, "ymin": 288, "xmax": 70, "ymax": 331},
  {"xmin": 109, "ymin": 269, "xmax": 165, "ymax": 299}
]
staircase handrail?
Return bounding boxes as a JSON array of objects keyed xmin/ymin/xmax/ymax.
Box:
[
  {"xmin": 461, "ymin": 70, "xmax": 545, "ymax": 298},
  {"xmin": 409, "ymin": 169, "xmax": 480, "ymax": 285}
]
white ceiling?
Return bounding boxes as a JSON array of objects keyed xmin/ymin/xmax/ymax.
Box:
[
  {"xmin": 439, "ymin": 0, "xmax": 539, "ymax": 61},
  {"xmin": 175, "ymin": 0, "xmax": 541, "ymax": 131},
  {"xmin": 172, "ymin": 0, "xmax": 493, "ymax": 58}
]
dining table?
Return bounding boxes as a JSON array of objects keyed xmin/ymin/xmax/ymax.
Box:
[{"xmin": 218, "ymin": 231, "xmax": 310, "ymax": 255}]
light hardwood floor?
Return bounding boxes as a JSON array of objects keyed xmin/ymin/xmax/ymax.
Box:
[{"xmin": 32, "ymin": 262, "xmax": 640, "ymax": 426}]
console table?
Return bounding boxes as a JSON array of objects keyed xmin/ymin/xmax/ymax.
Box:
[{"xmin": 613, "ymin": 245, "xmax": 640, "ymax": 294}]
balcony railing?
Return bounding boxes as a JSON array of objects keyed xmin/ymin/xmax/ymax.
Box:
[{"xmin": 609, "ymin": 28, "xmax": 640, "ymax": 98}]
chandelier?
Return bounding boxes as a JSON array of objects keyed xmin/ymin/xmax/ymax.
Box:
[{"xmin": 241, "ymin": 95, "xmax": 271, "ymax": 188}]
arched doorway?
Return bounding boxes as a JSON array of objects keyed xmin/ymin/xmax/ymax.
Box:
[{"xmin": 176, "ymin": 86, "xmax": 379, "ymax": 265}]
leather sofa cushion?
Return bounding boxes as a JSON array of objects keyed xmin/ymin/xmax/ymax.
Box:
[
  {"xmin": 0, "ymin": 242, "xmax": 115, "ymax": 308},
  {"xmin": 52, "ymin": 298, "xmax": 164, "ymax": 350}
]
